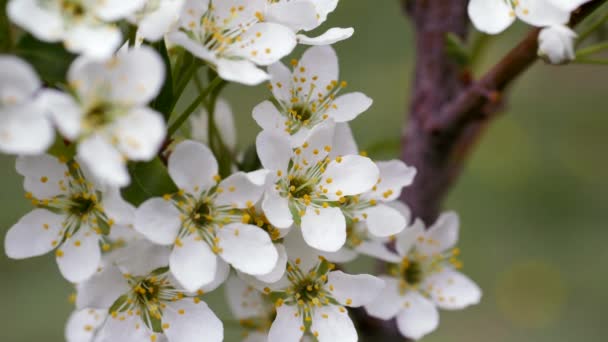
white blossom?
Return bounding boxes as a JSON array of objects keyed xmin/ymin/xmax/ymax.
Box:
[
  {"xmin": 7, "ymin": 0, "xmax": 145, "ymax": 58},
  {"xmin": 0, "ymin": 55, "xmax": 54, "ymax": 155},
  {"xmin": 225, "ymin": 275, "xmax": 276, "ymax": 341},
  {"xmin": 256, "ymin": 123, "xmax": 379, "ymax": 252},
  {"xmin": 468, "ymin": 0, "xmax": 573, "ymax": 34},
  {"xmin": 65, "ymin": 309, "xmax": 107, "ymax": 342},
  {"xmin": 538, "ymin": 24, "xmax": 577, "ymax": 64},
  {"xmin": 168, "ymin": 0, "xmax": 297, "ymax": 85},
  {"xmin": 76, "ymin": 241, "xmax": 224, "ymax": 342},
  {"xmin": 364, "ymin": 213, "xmax": 482, "ymax": 340},
  {"xmin": 135, "ymin": 140, "xmax": 278, "ymax": 292},
  {"xmin": 39, "ymin": 46, "xmax": 166, "ymax": 187},
  {"xmin": 265, "ymin": 0, "xmax": 354, "ymax": 45},
  {"xmin": 4, "ymin": 155, "xmax": 135, "ymax": 283},
  {"xmin": 131, "ymin": 0, "xmax": 186, "ymax": 42},
  {"xmin": 254, "ymin": 46, "xmax": 372, "ymax": 147}
]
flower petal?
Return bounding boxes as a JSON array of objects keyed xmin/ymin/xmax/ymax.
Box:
[
  {"xmin": 395, "ymin": 291, "xmax": 439, "ymax": 340},
  {"xmin": 95, "ymin": 0, "xmax": 146, "ymax": 21},
  {"xmin": 318, "ymin": 246, "xmax": 358, "ymax": 263},
  {"xmin": 267, "ymin": 62, "xmax": 292, "ymax": 103},
  {"xmin": 467, "ymin": 0, "xmax": 516, "ymax": 34},
  {"xmin": 199, "ymin": 259, "xmax": 230, "ymax": 293},
  {"xmin": 168, "ymin": 140, "xmax": 218, "ymax": 196},
  {"xmin": 170, "ymin": 233, "xmax": 218, "ymax": 292},
  {"xmin": 217, "ymin": 223, "xmax": 278, "ymax": 275},
  {"xmin": 225, "ymin": 275, "xmax": 267, "ymax": 319},
  {"xmin": 298, "ymin": 122, "xmax": 334, "ymax": 165},
  {"xmin": 425, "ymin": 269, "xmax": 482, "ymax": 310},
  {"xmin": 76, "ymin": 263, "xmax": 129, "ymax": 310},
  {"xmin": 396, "ymin": 219, "xmax": 425, "ymax": 257},
  {"xmin": 254, "ymin": 243, "xmax": 287, "ymax": 283},
  {"xmin": 262, "ymin": 189, "xmax": 293, "ymax": 229},
  {"xmin": 95, "ymin": 314, "xmax": 152, "ymax": 342},
  {"xmin": 65, "ymin": 308, "xmax": 107, "ymax": 342},
  {"xmin": 417, "ymin": 211, "xmax": 459, "ymax": 255},
  {"xmin": 38, "ymin": 89, "xmax": 83, "ymax": 140},
  {"xmin": 356, "ymin": 241, "xmax": 401, "ymax": 263},
  {"xmin": 252, "ymin": 100, "xmax": 286, "ymax": 133},
  {"xmin": 364, "ymin": 276, "xmax": 404, "ymax": 320},
  {"xmin": 256, "ymin": 130, "xmax": 292, "ymax": 174},
  {"xmin": 215, "ymin": 172, "xmax": 264, "ymax": 208},
  {"xmin": 516, "ymin": 0, "xmax": 571, "ymax": 27},
  {"xmin": 56, "ymin": 228, "xmax": 101, "ymax": 283},
  {"xmin": 135, "ymin": 198, "xmax": 182, "ymax": 245},
  {"xmin": 296, "ymin": 45, "xmax": 338, "ymax": 98},
  {"xmin": 78, "ymin": 135, "xmax": 129, "ymax": 187},
  {"xmin": 216, "ymin": 58, "xmax": 269, "ymax": 86},
  {"xmin": 301, "ymin": 206, "xmax": 345, "ymax": 252},
  {"xmin": 327, "ymin": 92, "xmax": 372, "ymax": 123},
  {"xmin": 268, "ymin": 305, "xmax": 303, "ymax": 342},
  {"xmin": 64, "ymin": 23, "xmax": 122, "ymax": 59},
  {"xmin": 322, "ymin": 155, "xmax": 379, "ymax": 199},
  {"xmin": 331, "ymin": 123, "xmax": 358, "ymax": 157},
  {"xmin": 232, "ymin": 22, "xmax": 296, "ymax": 66},
  {"xmin": 108, "ymin": 239, "xmax": 170, "ymax": 276},
  {"xmin": 363, "ymin": 203, "xmax": 406, "ymax": 238},
  {"xmin": 0, "ymin": 104, "xmax": 54, "ymax": 155},
  {"xmin": 16, "ymin": 154, "xmax": 68, "ymax": 199},
  {"xmin": 4, "ymin": 209, "xmax": 64, "ymax": 259},
  {"xmin": 7, "ymin": 0, "xmax": 64, "ymax": 42},
  {"xmin": 267, "ymin": 1, "xmax": 318, "ymax": 31},
  {"xmin": 310, "ymin": 305, "xmax": 357, "ymax": 342},
  {"xmin": 370, "ymin": 160, "xmax": 417, "ymax": 201},
  {"xmin": 327, "ymin": 271, "xmax": 384, "ymax": 307},
  {"xmin": 163, "ymin": 299, "xmax": 223, "ymax": 342},
  {"xmin": 0, "ymin": 54, "xmax": 41, "ymax": 100},
  {"xmin": 102, "ymin": 187, "xmax": 135, "ymax": 226},
  {"xmin": 296, "ymin": 27, "xmax": 354, "ymax": 45},
  {"xmin": 114, "ymin": 107, "xmax": 166, "ymax": 161}
]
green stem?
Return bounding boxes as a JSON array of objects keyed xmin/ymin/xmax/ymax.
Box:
[
  {"xmin": 576, "ymin": 10, "xmax": 608, "ymax": 46},
  {"xmin": 167, "ymin": 76, "xmax": 224, "ymax": 137},
  {"xmin": 573, "ymin": 57, "xmax": 608, "ymax": 65},
  {"xmin": 576, "ymin": 41, "xmax": 608, "ymax": 57},
  {"xmin": 205, "ymin": 80, "xmax": 232, "ymax": 177}
]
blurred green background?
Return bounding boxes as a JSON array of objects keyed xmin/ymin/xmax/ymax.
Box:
[{"xmin": 2, "ymin": 1, "xmax": 608, "ymax": 341}]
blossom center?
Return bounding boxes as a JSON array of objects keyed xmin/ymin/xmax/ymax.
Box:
[
  {"xmin": 289, "ymin": 104, "xmax": 313, "ymax": 123},
  {"xmin": 289, "ymin": 177, "xmax": 314, "ymax": 199},
  {"xmin": 60, "ymin": 0, "xmax": 85, "ymax": 18},
  {"xmin": 191, "ymin": 202, "xmax": 212, "ymax": 226},
  {"xmin": 84, "ymin": 103, "xmax": 112, "ymax": 130},
  {"xmin": 69, "ymin": 193, "xmax": 97, "ymax": 216}
]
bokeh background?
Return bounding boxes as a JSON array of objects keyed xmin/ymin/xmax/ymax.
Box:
[{"xmin": 2, "ymin": 1, "xmax": 607, "ymax": 341}]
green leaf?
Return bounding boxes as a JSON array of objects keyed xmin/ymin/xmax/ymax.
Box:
[
  {"xmin": 151, "ymin": 40, "xmax": 174, "ymax": 120},
  {"xmin": 14, "ymin": 34, "xmax": 75, "ymax": 85},
  {"xmin": 0, "ymin": 0, "xmax": 12, "ymax": 52},
  {"xmin": 444, "ymin": 32, "xmax": 470, "ymax": 66},
  {"xmin": 121, "ymin": 158, "xmax": 178, "ymax": 206}
]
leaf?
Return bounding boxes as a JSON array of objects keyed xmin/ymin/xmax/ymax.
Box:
[
  {"xmin": 14, "ymin": 34, "xmax": 75, "ymax": 85},
  {"xmin": 121, "ymin": 158, "xmax": 178, "ymax": 206},
  {"xmin": 444, "ymin": 32, "xmax": 471, "ymax": 66},
  {"xmin": 151, "ymin": 40, "xmax": 174, "ymax": 120}
]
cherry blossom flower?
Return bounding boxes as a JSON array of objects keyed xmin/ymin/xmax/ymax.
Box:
[
  {"xmin": 131, "ymin": 0, "xmax": 186, "ymax": 42},
  {"xmin": 7, "ymin": 0, "xmax": 145, "ymax": 58},
  {"xmin": 65, "ymin": 309, "xmax": 107, "ymax": 342},
  {"xmin": 135, "ymin": 140, "xmax": 278, "ymax": 292},
  {"xmin": 39, "ymin": 46, "xmax": 166, "ymax": 187},
  {"xmin": 4, "ymin": 155, "xmax": 135, "ymax": 283},
  {"xmin": 0, "ymin": 55, "xmax": 54, "ymax": 155},
  {"xmin": 169, "ymin": 0, "xmax": 297, "ymax": 85},
  {"xmin": 364, "ymin": 213, "xmax": 482, "ymax": 340},
  {"xmin": 538, "ymin": 24, "xmax": 577, "ymax": 64},
  {"xmin": 254, "ymin": 46, "xmax": 372, "ymax": 146},
  {"xmin": 265, "ymin": 0, "xmax": 354, "ymax": 45},
  {"xmin": 256, "ymin": 123, "xmax": 379, "ymax": 252},
  {"xmin": 76, "ymin": 241, "xmax": 225, "ymax": 342}
]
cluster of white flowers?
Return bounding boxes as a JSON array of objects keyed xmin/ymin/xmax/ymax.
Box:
[
  {"xmin": 468, "ymin": 0, "xmax": 592, "ymax": 64},
  {"xmin": 2, "ymin": 1, "xmax": 486, "ymax": 341}
]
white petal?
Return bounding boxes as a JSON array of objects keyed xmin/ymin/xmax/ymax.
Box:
[
  {"xmin": 549, "ymin": 0, "xmax": 591, "ymax": 11},
  {"xmin": 327, "ymin": 92, "xmax": 372, "ymax": 122},
  {"xmin": 167, "ymin": 31, "xmax": 216, "ymax": 62},
  {"xmin": 262, "ymin": 189, "xmax": 293, "ymax": 229},
  {"xmin": 38, "ymin": 89, "xmax": 83, "ymax": 140},
  {"xmin": 225, "ymin": 275, "xmax": 267, "ymax": 319},
  {"xmin": 268, "ymin": 305, "xmax": 303, "ymax": 342},
  {"xmin": 356, "ymin": 241, "xmax": 401, "ymax": 263},
  {"xmin": 246, "ymin": 169, "xmax": 271, "ymax": 187},
  {"xmin": 78, "ymin": 135, "xmax": 129, "ymax": 187},
  {"xmin": 64, "ymin": 24, "xmax": 123, "ymax": 59},
  {"xmin": 330, "ymin": 123, "xmax": 358, "ymax": 157},
  {"xmin": 395, "ymin": 291, "xmax": 439, "ymax": 340},
  {"xmin": 0, "ymin": 55, "xmax": 41, "ymax": 100},
  {"xmin": 310, "ymin": 305, "xmax": 357, "ymax": 342},
  {"xmin": 267, "ymin": 1, "xmax": 318, "ymax": 31},
  {"xmin": 0, "ymin": 104, "xmax": 54, "ymax": 155},
  {"xmin": 16, "ymin": 154, "xmax": 68, "ymax": 199},
  {"xmin": 216, "ymin": 58, "xmax": 269, "ymax": 86},
  {"xmin": 217, "ymin": 223, "xmax": 278, "ymax": 275},
  {"xmin": 135, "ymin": 198, "xmax": 181, "ymax": 245},
  {"xmin": 363, "ymin": 204, "xmax": 406, "ymax": 238},
  {"xmin": 254, "ymin": 243, "xmax": 287, "ymax": 283},
  {"xmin": 318, "ymin": 246, "xmax": 358, "ymax": 263},
  {"xmin": 7, "ymin": 0, "xmax": 64, "ymax": 42},
  {"xmin": 256, "ymin": 130, "xmax": 292, "ymax": 173},
  {"xmin": 65, "ymin": 309, "xmax": 107, "ymax": 342},
  {"xmin": 282, "ymin": 228, "xmax": 320, "ymax": 271},
  {"xmin": 322, "ymin": 155, "xmax": 379, "ymax": 199},
  {"xmin": 95, "ymin": 0, "xmax": 146, "ymax": 21},
  {"xmin": 425, "ymin": 269, "xmax": 482, "ymax": 310},
  {"xmin": 168, "ymin": 140, "xmax": 218, "ymax": 195},
  {"xmin": 215, "ymin": 172, "xmax": 264, "ymax": 208},
  {"xmin": 396, "ymin": 219, "xmax": 425, "ymax": 257},
  {"xmin": 199, "ymin": 259, "xmax": 230, "ymax": 293},
  {"xmin": 298, "ymin": 121, "xmax": 334, "ymax": 164},
  {"xmin": 327, "ymin": 271, "xmax": 384, "ymax": 307},
  {"xmin": 76, "ymin": 263, "xmax": 129, "ymax": 310},
  {"xmin": 364, "ymin": 276, "xmax": 404, "ymax": 320},
  {"xmin": 163, "ymin": 299, "xmax": 223, "ymax": 342},
  {"xmin": 417, "ymin": 211, "xmax": 459, "ymax": 255},
  {"xmin": 4, "ymin": 209, "xmax": 63, "ymax": 259},
  {"xmin": 102, "ymin": 187, "xmax": 135, "ymax": 225},
  {"xmin": 309, "ymin": 0, "xmax": 339, "ymax": 23},
  {"xmin": 170, "ymin": 234, "xmax": 218, "ymax": 292},
  {"xmin": 95, "ymin": 314, "xmax": 152, "ymax": 342},
  {"xmin": 296, "ymin": 45, "xmax": 338, "ymax": 99},
  {"xmin": 232, "ymin": 23, "xmax": 296, "ymax": 66},
  {"xmin": 114, "ymin": 107, "xmax": 165, "ymax": 160},
  {"xmin": 301, "ymin": 206, "xmax": 345, "ymax": 252},
  {"xmin": 252, "ymin": 100, "xmax": 286, "ymax": 132},
  {"xmin": 467, "ymin": 0, "xmax": 516, "ymax": 34},
  {"xmin": 56, "ymin": 228, "xmax": 102, "ymax": 283},
  {"xmin": 267, "ymin": 62, "xmax": 292, "ymax": 103},
  {"xmin": 370, "ymin": 160, "xmax": 417, "ymax": 201},
  {"xmin": 136, "ymin": 0, "xmax": 185, "ymax": 41},
  {"xmin": 109, "ymin": 239, "xmax": 170, "ymax": 276},
  {"xmin": 516, "ymin": 0, "xmax": 571, "ymax": 27},
  {"xmin": 296, "ymin": 27, "xmax": 354, "ymax": 45}
]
